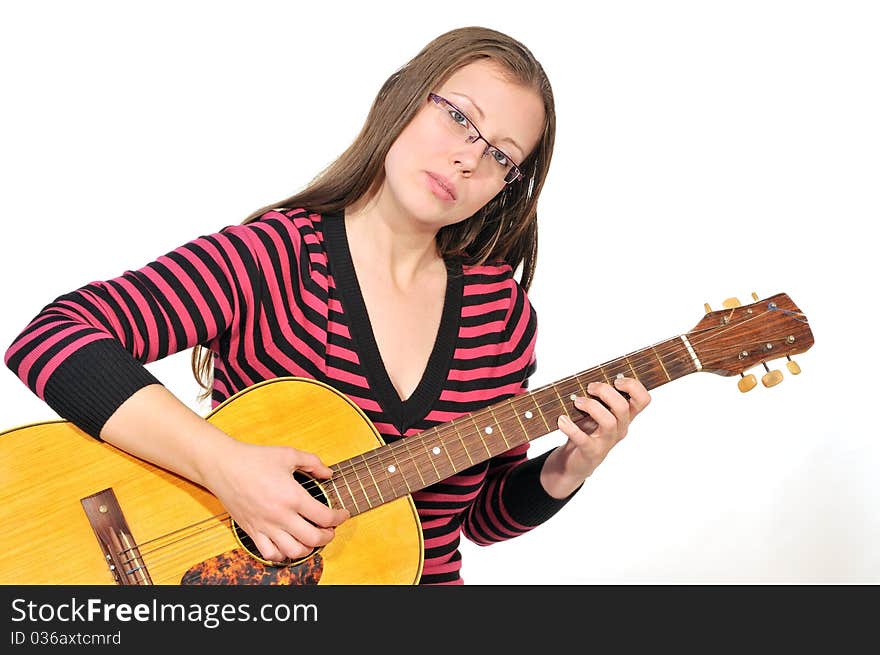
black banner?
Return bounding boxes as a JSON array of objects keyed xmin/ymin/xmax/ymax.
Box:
[{"xmin": 0, "ymin": 585, "xmax": 874, "ymax": 649}]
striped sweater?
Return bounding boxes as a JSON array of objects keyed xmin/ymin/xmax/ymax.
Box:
[{"xmin": 4, "ymin": 208, "xmax": 577, "ymax": 584}]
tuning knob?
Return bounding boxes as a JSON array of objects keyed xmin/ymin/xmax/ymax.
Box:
[
  {"xmin": 738, "ymin": 373, "xmax": 757, "ymax": 392},
  {"xmin": 761, "ymin": 362, "xmax": 784, "ymax": 387},
  {"xmin": 722, "ymin": 297, "xmax": 742, "ymax": 308},
  {"xmin": 786, "ymin": 356, "xmax": 801, "ymax": 375},
  {"xmin": 751, "ymin": 292, "xmax": 759, "ymax": 301},
  {"xmin": 704, "ymin": 303, "xmax": 712, "ymax": 313}
]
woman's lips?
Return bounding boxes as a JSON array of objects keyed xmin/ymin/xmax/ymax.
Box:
[{"xmin": 426, "ymin": 172, "xmax": 456, "ymax": 202}]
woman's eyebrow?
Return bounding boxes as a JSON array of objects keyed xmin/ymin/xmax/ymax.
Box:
[{"xmin": 448, "ymin": 91, "xmax": 523, "ymax": 156}]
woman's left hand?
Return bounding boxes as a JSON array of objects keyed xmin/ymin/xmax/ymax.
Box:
[{"xmin": 541, "ymin": 376, "xmax": 652, "ymax": 498}]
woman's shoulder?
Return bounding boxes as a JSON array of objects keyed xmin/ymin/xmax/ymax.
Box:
[
  {"xmin": 244, "ymin": 206, "xmax": 327, "ymax": 240},
  {"xmin": 461, "ymin": 260, "xmax": 530, "ymax": 301},
  {"xmin": 214, "ymin": 207, "xmax": 332, "ymax": 256},
  {"xmin": 460, "ymin": 259, "xmax": 535, "ymax": 331}
]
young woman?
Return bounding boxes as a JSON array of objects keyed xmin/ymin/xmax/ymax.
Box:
[{"xmin": 4, "ymin": 26, "xmax": 651, "ymax": 584}]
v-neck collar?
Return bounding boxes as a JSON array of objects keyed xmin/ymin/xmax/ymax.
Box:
[{"xmin": 322, "ymin": 209, "xmax": 463, "ymax": 435}]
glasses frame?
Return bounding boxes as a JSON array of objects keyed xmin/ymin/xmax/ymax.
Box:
[{"xmin": 427, "ymin": 92, "xmax": 523, "ymax": 184}]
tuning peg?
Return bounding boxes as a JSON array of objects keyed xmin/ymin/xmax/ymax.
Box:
[
  {"xmin": 761, "ymin": 362, "xmax": 784, "ymax": 387},
  {"xmin": 786, "ymin": 356, "xmax": 801, "ymax": 375},
  {"xmin": 704, "ymin": 303, "xmax": 712, "ymax": 313},
  {"xmin": 722, "ymin": 297, "xmax": 742, "ymax": 308},
  {"xmin": 751, "ymin": 292, "xmax": 759, "ymax": 301},
  {"xmin": 738, "ymin": 373, "xmax": 757, "ymax": 393}
]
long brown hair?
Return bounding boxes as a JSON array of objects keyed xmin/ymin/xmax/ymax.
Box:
[{"xmin": 192, "ymin": 25, "xmax": 556, "ymax": 397}]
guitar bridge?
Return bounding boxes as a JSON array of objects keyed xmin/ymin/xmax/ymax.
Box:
[{"xmin": 81, "ymin": 488, "xmax": 152, "ymax": 585}]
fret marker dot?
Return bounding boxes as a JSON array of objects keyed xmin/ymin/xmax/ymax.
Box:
[
  {"xmin": 485, "ymin": 426, "xmax": 493, "ymax": 434},
  {"xmin": 524, "ymin": 411, "xmax": 533, "ymax": 419},
  {"xmin": 387, "ymin": 465, "xmax": 396, "ymax": 473},
  {"xmin": 570, "ymin": 394, "xmax": 577, "ymax": 401},
  {"xmin": 616, "ymin": 373, "xmax": 624, "ymax": 379},
  {"xmin": 432, "ymin": 447, "xmax": 441, "ymax": 455}
]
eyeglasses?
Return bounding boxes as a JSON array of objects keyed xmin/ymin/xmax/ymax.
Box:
[{"xmin": 427, "ymin": 92, "xmax": 523, "ymax": 184}]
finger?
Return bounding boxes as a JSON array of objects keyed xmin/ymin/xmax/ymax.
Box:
[
  {"xmin": 282, "ymin": 513, "xmax": 338, "ymax": 550},
  {"xmin": 292, "ymin": 450, "xmax": 335, "ymax": 479},
  {"xmin": 251, "ymin": 531, "xmax": 286, "ymax": 563},
  {"xmin": 573, "ymin": 395, "xmax": 617, "ymax": 436},
  {"xmin": 297, "ymin": 489, "xmax": 350, "ymax": 528},
  {"xmin": 557, "ymin": 414, "xmax": 592, "ymax": 446},
  {"xmin": 586, "ymin": 381, "xmax": 630, "ymax": 420},
  {"xmin": 268, "ymin": 528, "xmax": 314, "ymax": 561},
  {"xmin": 613, "ymin": 377, "xmax": 652, "ymax": 414}
]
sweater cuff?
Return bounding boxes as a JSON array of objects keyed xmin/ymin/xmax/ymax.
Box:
[
  {"xmin": 43, "ymin": 339, "xmax": 163, "ymax": 440},
  {"xmin": 502, "ymin": 447, "xmax": 584, "ymax": 527}
]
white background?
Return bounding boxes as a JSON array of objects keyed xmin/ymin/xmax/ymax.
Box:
[{"xmin": 1, "ymin": 1, "xmax": 877, "ymax": 584}]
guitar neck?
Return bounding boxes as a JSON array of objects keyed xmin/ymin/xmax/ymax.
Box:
[{"xmin": 326, "ymin": 333, "xmax": 701, "ymax": 517}]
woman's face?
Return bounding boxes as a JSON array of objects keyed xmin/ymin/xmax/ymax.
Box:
[{"xmin": 383, "ymin": 58, "xmax": 546, "ymax": 230}]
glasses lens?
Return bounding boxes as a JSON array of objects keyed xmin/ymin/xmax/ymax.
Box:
[{"xmin": 503, "ymin": 162, "xmax": 523, "ymax": 184}]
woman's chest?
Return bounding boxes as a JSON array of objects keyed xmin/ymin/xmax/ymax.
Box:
[{"xmin": 358, "ymin": 275, "xmax": 447, "ymax": 402}]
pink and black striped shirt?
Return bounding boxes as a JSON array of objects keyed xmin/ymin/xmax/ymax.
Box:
[{"xmin": 4, "ymin": 208, "xmax": 577, "ymax": 584}]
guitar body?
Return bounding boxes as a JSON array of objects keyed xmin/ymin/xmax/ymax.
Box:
[{"xmin": 0, "ymin": 377, "xmax": 423, "ymax": 585}]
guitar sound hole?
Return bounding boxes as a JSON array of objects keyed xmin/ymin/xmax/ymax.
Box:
[{"xmin": 232, "ymin": 471, "xmax": 329, "ymax": 567}]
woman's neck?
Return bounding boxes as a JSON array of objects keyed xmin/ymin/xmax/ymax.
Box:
[{"xmin": 344, "ymin": 195, "xmax": 444, "ymax": 291}]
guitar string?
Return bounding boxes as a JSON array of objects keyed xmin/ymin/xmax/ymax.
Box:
[
  {"xmin": 118, "ymin": 520, "xmax": 233, "ymax": 579},
  {"xmin": 293, "ymin": 304, "xmax": 801, "ymax": 499},
  {"xmin": 115, "ymin": 305, "xmax": 805, "ymax": 565}
]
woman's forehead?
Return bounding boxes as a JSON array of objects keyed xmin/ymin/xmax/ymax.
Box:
[{"xmin": 438, "ymin": 60, "xmax": 545, "ymax": 158}]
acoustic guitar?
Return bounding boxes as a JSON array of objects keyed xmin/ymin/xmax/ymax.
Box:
[{"xmin": 0, "ymin": 292, "xmax": 813, "ymax": 585}]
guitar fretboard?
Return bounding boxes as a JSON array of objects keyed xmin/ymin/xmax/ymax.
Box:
[{"xmin": 325, "ymin": 334, "xmax": 699, "ymax": 516}]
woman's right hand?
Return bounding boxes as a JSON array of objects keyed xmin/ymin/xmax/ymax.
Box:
[{"xmin": 203, "ymin": 439, "xmax": 350, "ymax": 562}]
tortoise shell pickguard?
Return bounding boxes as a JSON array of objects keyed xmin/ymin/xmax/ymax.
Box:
[{"xmin": 181, "ymin": 548, "xmax": 323, "ymax": 585}]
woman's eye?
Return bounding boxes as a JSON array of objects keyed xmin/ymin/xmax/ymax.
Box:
[
  {"xmin": 491, "ymin": 149, "xmax": 509, "ymax": 166},
  {"xmin": 448, "ymin": 109, "xmax": 468, "ymax": 127}
]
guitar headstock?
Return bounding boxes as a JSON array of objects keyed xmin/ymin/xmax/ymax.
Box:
[{"xmin": 688, "ymin": 292, "xmax": 814, "ymax": 392}]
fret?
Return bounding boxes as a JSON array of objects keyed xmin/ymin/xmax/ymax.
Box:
[
  {"xmin": 556, "ymin": 377, "xmax": 582, "ymax": 403},
  {"xmin": 351, "ymin": 464, "xmax": 374, "ymax": 510},
  {"xmin": 603, "ymin": 358, "xmax": 634, "ymax": 385},
  {"xmin": 419, "ymin": 434, "xmax": 443, "ymax": 482},
  {"xmin": 378, "ymin": 446, "xmax": 409, "ymax": 498},
  {"xmin": 545, "ymin": 386, "xmax": 569, "ymax": 423},
  {"xmin": 361, "ymin": 453, "xmax": 385, "ymax": 504},
  {"xmin": 335, "ymin": 467, "xmax": 361, "ymax": 514},
  {"xmin": 450, "ymin": 422, "xmax": 475, "ymax": 466},
  {"xmin": 326, "ymin": 477, "xmax": 346, "ymax": 512},
  {"xmin": 488, "ymin": 406, "xmax": 510, "ymax": 449},
  {"xmin": 530, "ymin": 388, "xmax": 555, "ymax": 433},
  {"xmin": 624, "ymin": 355, "xmax": 639, "ymax": 379},
  {"xmin": 436, "ymin": 430, "xmax": 457, "ymax": 472},
  {"xmin": 597, "ymin": 365, "xmax": 611, "ymax": 384},
  {"xmin": 511, "ymin": 397, "xmax": 530, "ymax": 442},
  {"xmin": 468, "ymin": 415, "xmax": 494, "ymax": 459},
  {"xmin": 551, "ymin": 384, "xmax": 567, "ymax": 414},
  {"xmin": 650, "ymin": 345, "xmax": 672, "ymax": 382},
  {"xmin": 402, "ymin": 440, "xmax": 427, "ymax": 488}
]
